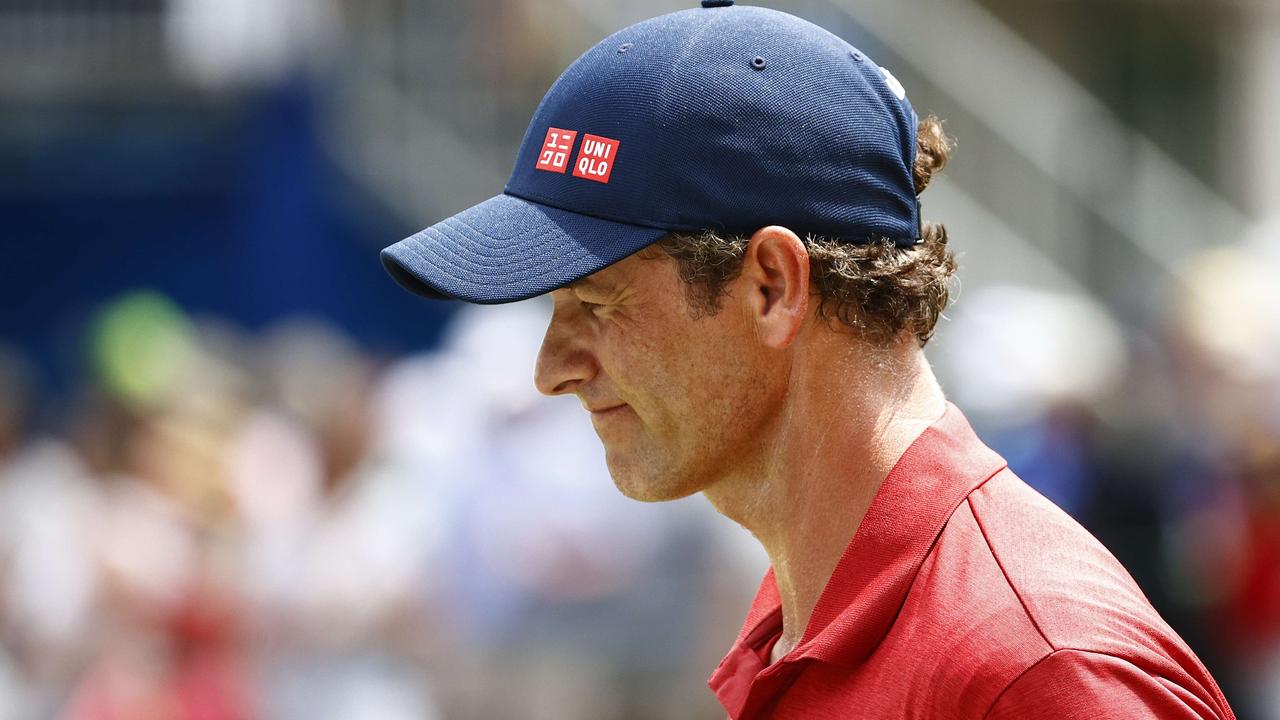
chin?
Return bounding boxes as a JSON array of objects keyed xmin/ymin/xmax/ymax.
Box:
[{"xmin": 605, "ymin": 455, "xmax": 703, "ymax": 503}]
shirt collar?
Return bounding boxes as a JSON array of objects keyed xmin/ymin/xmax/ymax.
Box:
[{"xmin": 708, "ymin": 402, "xmax": 1008, "ymax": 712}]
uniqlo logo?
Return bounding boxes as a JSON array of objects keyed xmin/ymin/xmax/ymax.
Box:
[
  {"xmin": 535, "ymin": 127, "xmax": 577, "ymax": 173},
  {"xmin": 572, "ymin": 134, "xmax": 620, "ymax": 184}
]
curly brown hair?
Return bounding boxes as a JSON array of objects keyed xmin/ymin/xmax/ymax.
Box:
[{"xmin": 655, "ymin": 116, "xmax": 957, "ymax": 347}]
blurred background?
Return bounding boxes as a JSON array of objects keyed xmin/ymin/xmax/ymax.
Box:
[{"xmin": 0, "ymin": 0, "xmax": 1277, "ymax": 717}]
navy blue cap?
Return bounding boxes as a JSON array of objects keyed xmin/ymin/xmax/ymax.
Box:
[{"xmin": 382, "ymin": 2, "xmax": 921, "ymax": 303}]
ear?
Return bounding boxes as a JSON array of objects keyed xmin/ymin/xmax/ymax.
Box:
[{"xmin": 739, "ymin": 226, "xmax": 810, "ymax": 349}]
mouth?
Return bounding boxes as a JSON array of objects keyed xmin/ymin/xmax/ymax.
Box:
[{"xmin": 587, "ymin": 403, "xmax": 629, "ymax": 417}]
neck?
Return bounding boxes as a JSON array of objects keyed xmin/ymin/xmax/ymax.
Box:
[{"xmin": 702, "ymin": 339, "xmax": 947, "ymax": 663}]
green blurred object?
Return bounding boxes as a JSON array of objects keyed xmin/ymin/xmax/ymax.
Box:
[{"xmin": 92, "ymin": 291, "xmax": 195, "ymax": 410}]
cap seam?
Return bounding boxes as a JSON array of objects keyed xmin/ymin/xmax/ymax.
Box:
[
  {"xmin": 502, "ymin": 188, "xmax": 698, "ymax": 234},
  {"xmin": 503, "ymin": 187, "xmax": 918, "ymax": 245}
]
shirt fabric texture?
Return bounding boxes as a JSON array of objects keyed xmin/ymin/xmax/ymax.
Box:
[{"xmin": 707, "ymin": 403, "xmax": 1235, "ymax": 719}]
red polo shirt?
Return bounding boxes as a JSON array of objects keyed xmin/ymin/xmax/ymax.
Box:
[{"xmin": 708, "ymin": 403, "xmax": 1235, "ymax": 719}]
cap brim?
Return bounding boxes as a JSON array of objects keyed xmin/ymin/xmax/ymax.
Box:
[{"xmin": 381, "ymin": 193, "xmax": 670, "ymax": 304}]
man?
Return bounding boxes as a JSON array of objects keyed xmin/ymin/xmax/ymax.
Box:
[{"xmin": 380, "ymin": 2, "xmax": 1236, "ymax": 717}]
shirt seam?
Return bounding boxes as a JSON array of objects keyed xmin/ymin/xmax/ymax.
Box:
[
  {"xmin": 967, "ymin": 493, "xmax": 1057, "ymax": 655},
  {"xmin": 979, "ymin": 648, "xmax": 1154, "ymax": 719}
]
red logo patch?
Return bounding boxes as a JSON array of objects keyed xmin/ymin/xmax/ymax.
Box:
[
  {"xmin": 572, "ymin": 134, "xmax": 620, "ymax": 184},
  {"xmin": 535, "ymin": 127, "xmax": 577, "ymax": 173}
]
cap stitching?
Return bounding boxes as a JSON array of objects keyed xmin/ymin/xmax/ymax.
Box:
[
  {"xmin": 430, "ymin": 220, "xmax": 578, "ymax": 269},
  {"xmin": 429, "ymin": 218, "xmax": 612, "ymax": 279},
  {"xmin": 398, "ymin": 231, "xmax": 592, "ymax": 289}
]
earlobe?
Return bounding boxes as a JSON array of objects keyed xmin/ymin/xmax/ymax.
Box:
[{"xmin": 742, "ymin": 226, "xmax": 810, "ymax": 349}]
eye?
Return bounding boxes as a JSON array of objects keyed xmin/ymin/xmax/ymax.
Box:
[
  {"xmin": 570, "ymin": 283, "xmax": 613, "ymax": 315},
  {"xmin": 575, "ymin": 296, "xmax": 611, "ymax": 318}
]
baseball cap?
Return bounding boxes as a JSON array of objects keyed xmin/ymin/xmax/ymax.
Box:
[{"xmin": 381, "ymin": 0, "xmax": 921, "ymax": 304}]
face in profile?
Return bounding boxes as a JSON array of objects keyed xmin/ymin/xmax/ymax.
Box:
[{"xmin": 534, "ymin": 250, "xmax": 782, "ymax": 502}]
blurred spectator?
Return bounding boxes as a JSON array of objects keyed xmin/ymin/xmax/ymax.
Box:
[
  {"xmin": 232, "ymin": 321, "xmax": 441, "ymax": 720},
  {"xmin": 0, "ymin": 347, "xmax": 101, "ymax": 718},
  {"xmin": 1164, "ymin": 241, "xmax": 1280, "ymax": 720}
]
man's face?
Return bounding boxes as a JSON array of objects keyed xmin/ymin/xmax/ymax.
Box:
[{"xmin": 534, "ymin": 250, "xmax": 781, "ymax": 502}]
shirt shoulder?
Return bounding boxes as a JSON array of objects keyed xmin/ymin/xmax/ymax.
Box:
[
  {"xmin": 967, "ymin": 469, "xmax": 1181, "ymax": 657},
  {"xmin": 964, "ymin": 469, "xmax": 1235, "ymax": 719}
]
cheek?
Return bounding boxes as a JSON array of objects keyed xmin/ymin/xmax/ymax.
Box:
[{"xmin": 621, "ymin": 312, "xmax": 765, "ymax": 431}]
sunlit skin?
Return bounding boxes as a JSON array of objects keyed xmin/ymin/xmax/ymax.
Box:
[{"xmin": 534, "ymin": 225, "xmax": 948, "ymax": 665}]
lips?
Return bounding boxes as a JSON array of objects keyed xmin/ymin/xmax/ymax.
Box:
[{"xmin": 586, "ymin": 403, "xmax": 628, "ymax": 415}]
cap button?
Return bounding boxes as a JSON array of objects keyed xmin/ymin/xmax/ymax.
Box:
[{"xmin": 701, "ymin": 0, "xmax": 734, "ymax": 7}]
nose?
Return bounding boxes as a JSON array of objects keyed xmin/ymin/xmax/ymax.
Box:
[{"xmin": 534, "ymin": 295, "xmax": 598, "ymax": 396}]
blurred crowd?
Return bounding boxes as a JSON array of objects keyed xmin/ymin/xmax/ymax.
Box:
[
  {"xmin": 2, "ymin": 0, "xmax": 1278, "ymax": 718},
  {"xmin": 0, "ymin": 296, "xmax": 765, "ymax": 720}
]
